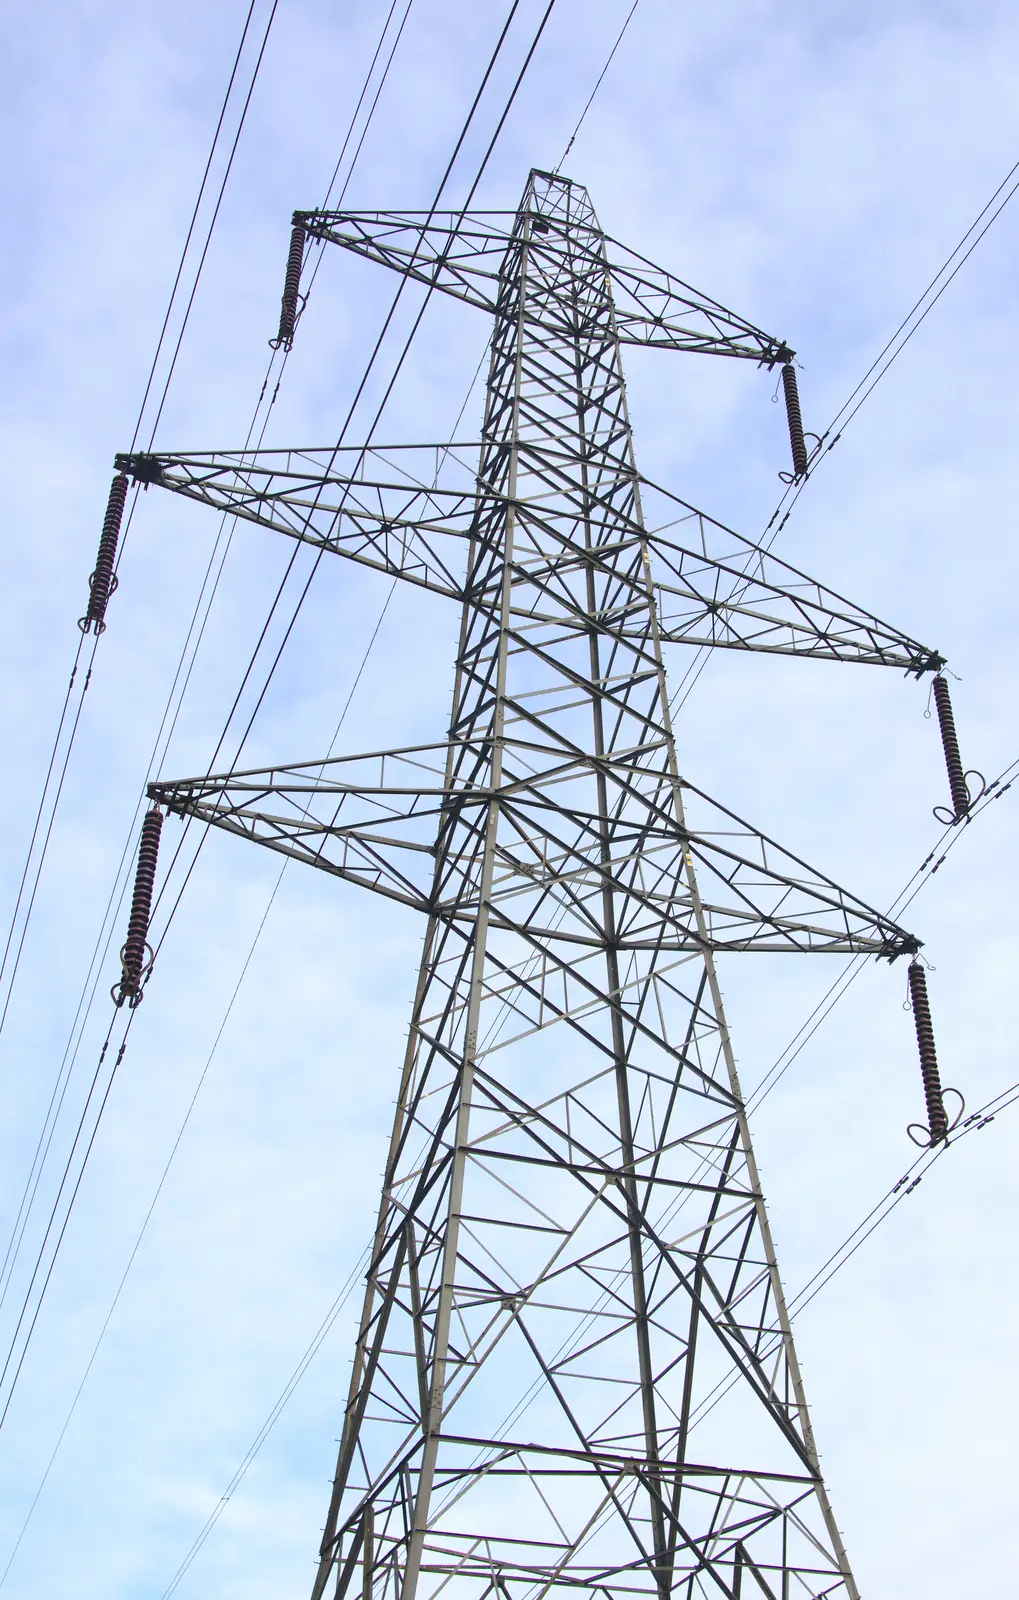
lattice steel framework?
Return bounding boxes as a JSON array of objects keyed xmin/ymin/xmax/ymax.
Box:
[{"xmin": 120, "ymin": 171, "xmax": 945, "ymax": 1600}]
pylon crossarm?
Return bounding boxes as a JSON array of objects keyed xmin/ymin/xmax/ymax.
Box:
[
  {"xmin": 112, "ymin": 442, "xmax": 942, "ymax": 675},
  {"xmin": 115, "ymin": 445, "xmax": 480, "ymax": 600},
  {"xmin": 300, "ymin": 190, "xmax": 787, "ymax": 363},
  {"xmin": 647, "ymin": 535, "xmax": 941, "ymax": 670},
  {"xmin": 299, "ymin": 209, "xmax": 509, "ymax": 312},
  {"xmin": 640, "ymin": 483, "xmax": 943, "ymax": 673},
  {"xmin": 149, "ymin": 743, "xmax": 918, "ymax": 958},
  {"xmin": 600, "ymin": 237, "xmax": 786, "ymax": 362},
  {"xmin": 496, "ymin": 508, "xmax": 941, "ymax": 671}
]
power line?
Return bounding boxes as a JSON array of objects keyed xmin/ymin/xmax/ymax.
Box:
[
  {"xmin": 0, "ymin": 0, "xmax": 558, "ymax": 1489},
  {"xmin": 0, "ymin": 575, "xmax": 403, "ymax": 1572},
  {"xmin": 7, "ymin": 10, "xmax": 1010, "ymax": 1583},
  {"xmin": 0, "ymin": 0, "xmax": 567, "ymax": 1566},
  {"xmin": 665, "ymin": 146, "xmax": 1019, "ymax": 725},
  {"xmin": 684, "ymin": 1072, "xmax": 1014, "ymax": 1440},
  {"xmin": 127, "ymin": 0, "xmax": 269, "ymax": 453},
  {"xmin": 760, "ymin": 148, "xmax": 1019, "ymax": 541},
  {"xmin": 139, "ymin": 746, "xmax": 1019, "ymax": 1600},
  {"xmin": 0, "ymin": 0, "xmax": 284, "ymax": 1227},
  {"xmin": 144, "ymin": 0, "xmax": 559, "ymax": 952},
  {"xmin": 0, "ymin": 0, "xmax": 283, "ymax": 1055},
  {"xmin": 0, "ymin": 593, "xmax": 406, "ymax": 1592},
  {"xmin": 554, "ymin": 0, "xmax": 641, "ymax": 172},
  {"xmin": 0, "ymin": 0, "xmax": 417, "ymax": 1447}
]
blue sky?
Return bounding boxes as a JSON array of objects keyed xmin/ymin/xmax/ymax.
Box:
[{"xmin": 1, "ymin": 1, "xmax": 1018, "ymax": 1595}]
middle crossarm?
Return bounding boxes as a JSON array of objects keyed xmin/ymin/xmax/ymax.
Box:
[
  {"xmin": 148, "ymin": 740, "xmax": 919, "ymax": 958},
  {"xmin": 116, "ymin": 446, "xmax": 944, "ymax": 671},
  {"xmin": 639, "ymin": 488, "xmax": 943, "ymax": 671}
]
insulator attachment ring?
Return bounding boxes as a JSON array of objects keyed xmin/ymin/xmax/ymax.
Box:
[
  {"xmin": 111, "ymin": 940, "xmax": 154, "ymax": 1009},
  {"xmin": 907, "ymin": 1087, "xmax": 966, "ymax": 1149}
]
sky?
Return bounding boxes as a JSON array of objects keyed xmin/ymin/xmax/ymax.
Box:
[{"xmin": 0, "ymin": 0, "xmax": 1018, "ymax": 1595}]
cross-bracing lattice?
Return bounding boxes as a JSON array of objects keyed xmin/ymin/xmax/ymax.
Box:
[{"xmin": 123, "ymin": 170, "xmax": 943, "ymax": 1600}]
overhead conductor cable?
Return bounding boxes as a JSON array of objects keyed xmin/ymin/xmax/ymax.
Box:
[{"xmin": 112, "ymin": 809, "xmax": 163, "ymax": 1008}]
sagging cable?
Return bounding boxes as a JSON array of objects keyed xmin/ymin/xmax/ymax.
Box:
[
  {"xmin": 906, "ymin": 961, "xmax": 963, "ymax": 1147},
  {"xmin": 270, "ymin": 218, "xmax": 307, "ymax": 352},
  {"xmin": 112, "ymin": 809, "xmax": 163, "ymax": 1008},
  {"xmin": 931, "ymin": 674, "xmax": 984, "ymax": 824},
  {"xmin": 79, "ymin": 474, "xmax": 128, "ymax": 635}
]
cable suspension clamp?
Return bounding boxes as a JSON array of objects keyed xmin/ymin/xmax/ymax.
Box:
[
  {"xmin": 79, "ymin": 472, "xmax": 128, "ymax": 635},
  {"xmin": 113, "ymin": 808, "xmax": 163, "ymax": 1008},
  {"xmin": 931, "ymin": 674, "xmax": 984, "ymax": 824},
  {"xmin": 270, "ymin": 219, "xmax": 307, "ymax": 352},
  {"xmin": 906, "ymin": 961, "xmax": 963, "ymax": 1147}
]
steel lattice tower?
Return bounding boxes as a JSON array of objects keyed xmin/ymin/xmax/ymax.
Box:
[{"xmin": 118, "ymin": 170, "xmax": 947, "ymax": 1600}]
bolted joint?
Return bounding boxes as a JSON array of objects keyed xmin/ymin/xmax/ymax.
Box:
[{"xmin": 114, "ymin": 452, "xmax": 166, "ymax": 488}]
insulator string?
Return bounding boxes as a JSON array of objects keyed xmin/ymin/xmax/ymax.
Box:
[
  {"xmin": 782, "ymin": 362, "xmax": 808, "ymax": 479},
  {"xmin": 112, "ymin": 810, "xmax": 164, "ymax": 1008},
  {"xmin": 79, "ymin": 474, "xmax": 127, "ymax": 635},
  {"xmin": 907, "ymin": 961, "xmax": 948, "ymax": 1144},
  {"xmin": 932, "ymin": 674, "xmax": 970, "ymax": 821},
  {"xmin": 270, "ymin": 221, "xmax": 307, "ymax": 351}
]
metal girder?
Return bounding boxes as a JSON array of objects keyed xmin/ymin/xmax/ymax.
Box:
[
  {"xmin": 114, "ymin": 443, "xmax": 473, "ymax": 600},
  {"xmin": 145, "ymin": 170, "xmax": 892, "ymax": 1600},
  {"xmin": 150, "ymin": 741, "xmax": 917, "ymax": 957},
  {"xmin": 116, "ymin": 444, "xmax": 941, "ymax": 673},
  {"xmin": 297, "ymin": 183, "xmax": 789, "ymax": 362},
  {"xmin": 639, "ymin": 482, "xmax": 942, "ymax": 672}
]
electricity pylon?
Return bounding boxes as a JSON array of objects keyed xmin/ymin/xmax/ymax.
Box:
[{"xmin": 119, "ymin": 170, "xmax": 945, "ymax": 1600}]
